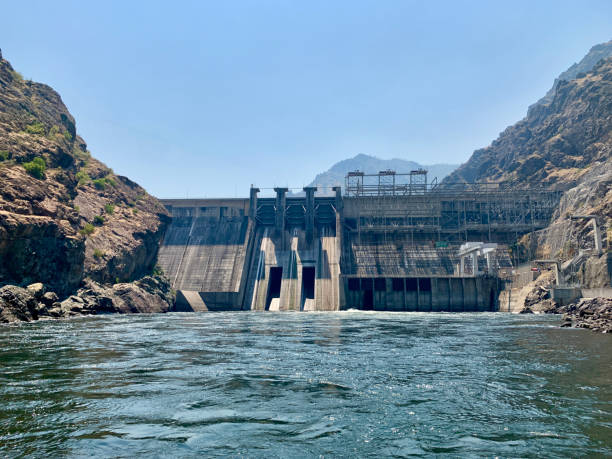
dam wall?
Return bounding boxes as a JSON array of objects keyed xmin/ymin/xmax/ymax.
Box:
[
  {"xmin": 158, "ymin": 177, "xmax": 560, "ymax": 312},
  {"xmin": 339, "ymin": 231, "xmax": 506, "ymax": 311},
  {"xmin": 158, "ymin": 199, "xmax": 254, "ymax": 311},
  {"xmin": 159, "ymin": 193, "xmax": 341, "ymax": 311}
]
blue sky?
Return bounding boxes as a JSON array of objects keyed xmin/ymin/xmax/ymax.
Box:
[{"xmin": 1, "ymin": 1, "xmax": 610, "ymax": 197}]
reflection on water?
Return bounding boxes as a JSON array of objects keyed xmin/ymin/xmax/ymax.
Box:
[{"xmin": 1, "ymin": 312, "xmax": 611, "ymax": 457}]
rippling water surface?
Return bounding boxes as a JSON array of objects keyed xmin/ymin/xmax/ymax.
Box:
[{"xmin": 1, "ymin": 312, "xmax": 611, "ymax": 457}]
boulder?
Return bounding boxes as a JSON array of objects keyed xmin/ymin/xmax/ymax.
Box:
[
  {"xmin": 0, "ymin": 285, "xmax": 38, "ymax": 323},
  {"xmin": 558, "ymin": 297, "xmax": 612, "ymax": 333},
  {"xmin": 41, "ymin": 291, "xmax": 59, "ymax": 306},
  {"xmin": 55, "ymin": 275, "xmax": 175, "ymax": 318},
  {"xmin": 26, "ymin": 282, "xmax": 45, "ymax": 299}
]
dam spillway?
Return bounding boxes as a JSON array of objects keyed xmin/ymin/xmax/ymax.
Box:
[{"xmin": 158, "ymin": 172, "xmax": 561, "ymax": 312}]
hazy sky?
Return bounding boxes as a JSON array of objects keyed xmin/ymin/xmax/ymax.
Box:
[{"xmin": 1, "ymin": 1, "xmax": 611, "ymax": 197}]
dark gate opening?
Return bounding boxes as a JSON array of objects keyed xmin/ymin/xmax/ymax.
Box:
[
  {"xmin": 265, "ymin": 267, "xmax": 283, "ymax": 311},
  {"xmin": 489, "ymin": 288, "xmax": 496, "ymax": 311},
  {"xmin": 301, "ymin": 266, "xmax": 315, "ymax": 310},
  {"xmin": 361, "ymin": 279, "xmax": 374, "ymax": 310},
  {"xmin": 363, "ymin": 289, "xmax": 374, "ymax": 310}
]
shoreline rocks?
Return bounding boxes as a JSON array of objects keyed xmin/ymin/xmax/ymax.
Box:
[
  {"xmin": 554, "ymin": 297, "xmax": 612, "ymax": 333},
  {"xmin": 0, "ymin": 275, "xmax": 175, "ymax": 324},
  {"xmin": 519, "ymin": 293, "xmax": 612, "ymax": 333}
]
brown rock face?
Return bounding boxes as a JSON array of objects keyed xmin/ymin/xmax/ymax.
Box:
[
  {"xmin": 60, "ymin": 275, "xmax": 175, "ymax": 316},
  {"xmin": 0, "ymin": 54, "xmax": 170, "ymax": 295},
  {"xmin": 0, "ymin": 208, "xmax": 84, "ymax": 296},
  {"xmin": 443, "ymin": 51, "xmax": 612, "ymax": 285},
  {"xmin": 444, "ymin": 57, "xmax": 612, "ymax": 187},
  {"xmin": 0, "ymin": 285, "xmax": 38, "ymax": 323},
  {"xmin": 556, "ymin": 297, "xmax": 612, "ymax": 333}
]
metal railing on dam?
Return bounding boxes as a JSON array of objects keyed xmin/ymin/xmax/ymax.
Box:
[{"xmin": 157, "ymin": 175, "xmax": 560, "ymax": 312}]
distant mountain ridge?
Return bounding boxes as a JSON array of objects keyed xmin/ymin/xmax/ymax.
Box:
[{"xmin": 304, "ymin": 154, "xmax": 459, "ymax": 193}]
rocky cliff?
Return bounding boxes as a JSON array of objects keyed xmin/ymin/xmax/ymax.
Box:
[
  {"xmin": 529, "ymin": 40, "xmax": 612, "ymax": 113},
  {"xmin": 0, "ymin": 50, "xmax": 172, "ymax": 319},
  {"xmin": 444, "ymin": 51, "xmax": 611, "ymax": 287},
  {"xmin": 444, "ymin": 56, "xmax": 611, "ymax": 188}
]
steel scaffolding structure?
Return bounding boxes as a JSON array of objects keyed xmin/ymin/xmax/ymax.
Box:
[
  {"xmin": 346, "ymin": 169, "xmax": 437, "ymax": 196},
  {"xmin": 343, "ymin": 170, "xmax": 562, "ymax": 244}
]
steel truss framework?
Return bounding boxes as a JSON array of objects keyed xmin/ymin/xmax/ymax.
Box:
[
  {"xmin": 348, "ymin": 189, "xmax": 563, "ymax": 240},
  {"xmin": 346, "ymin": 169, "xmax": 434, "ymax": 197}
]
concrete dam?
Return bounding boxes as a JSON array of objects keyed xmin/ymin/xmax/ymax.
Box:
[{"xmin": 158, "ymin": 171, "xmax": 562, "ymax": 312}]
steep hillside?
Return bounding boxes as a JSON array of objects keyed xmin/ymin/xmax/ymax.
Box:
[
  {"xmin": 444, "ymin": 50, "xmax": 611, "ymax": 287},
  {"xmin": 529, "ymin": 40, "xmax": 612, "ymax": 113},
  {"xmin": 306, "ymin": 154, "xmax": 458, "ymax": 191},
  {"xmin": 445, "ymin": 57, "xmax": 611, "ymax": 188},
  {"xmin": 0, "ymin": 50, "xmax": 170, "ymax": 298}
]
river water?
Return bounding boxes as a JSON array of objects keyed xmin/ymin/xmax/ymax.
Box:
[{"xmin": 0, "ymin": 312, "xmax": 610, "ymax": 457}]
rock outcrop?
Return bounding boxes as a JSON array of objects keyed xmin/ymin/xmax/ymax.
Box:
[
  {"xmin": 445, "ymin": 44, "xmax": 612, "ymax": 288},
  {"xmin": 0, "ymin": 53, "xmax": 172, "ymax": 321},
  {"xmin": 0, "ymin": 277, "xmax": 174, "ymax": 323},
  {"xmin": 59, "ymin": 275, "xmax": 175, "ymax": 317},
  {"xmin": 0, "ymin": 285, "xmax": 39, "ymax": 323},
  {"xmin": 556, "ymin": 297, "xmax": 612, "ymax": 333}
]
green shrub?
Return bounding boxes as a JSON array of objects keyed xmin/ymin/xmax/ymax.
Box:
[
  {"xmin": 0, "ymin": 151, "xmax": 9, "ymax": 161},
  {"xmin": 79, "ymin": 223, "xmax": 95, "ymax": 236},
  {"xmin": 93, "ymin": 178, "xmax": 106, "ymax": 190},
  {"xmin": 73, "ymin": 205, "xmax": 80, "ymax": 212},
  {"xmin": 132, "ymin": 208, "xmax": 138, "ymax": 215},
  {"xmin": 93, "ymin": 215, "xmax": 105, "ymax": 226},
  {"xmin": 24, "ymin": 122, "xmax": 45, "ymax": 135},
  {"xmin": 104, "ymin": 203, "xmax": 115, "ymax": 215},
  {"xmin": 93, "ymin": 175, "xmax": 116, "ymax": 190},
  {"xmin": 76, "ymin": 170, "xmax": 91, "ymax": 186},
  {"xmin": 11, "ymin": 70, "xmax": 23, "ymax": 82},
  {"xmin": 47, "ymin": 125, "xmax": 58, "ymax": 138},
  {"xmin": 93, "ymin": 249, "xmax": 104, "ymax": 259},
  {"xmin": 23, "ymin": 157, "xmax": 46, "ymax": 179},
  {"xmin": 73, "ymin": 146, "xmax": 89, "ymax": 161},
  {"xmin": 63, "ymin": 131, "xmax": 73, "ymax": 141},
  {"xmin": 152, "ymin": 264, "xmax": 164, "ymax": 276}
]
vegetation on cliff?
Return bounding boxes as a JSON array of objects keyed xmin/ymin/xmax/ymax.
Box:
[
  {"xmin": 0, "ymin": 50, "xmax": 171, "ymax": 313},
  {"xmin": 444, "ymin": 45, "xmax": 611, "ymax": 290}
]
